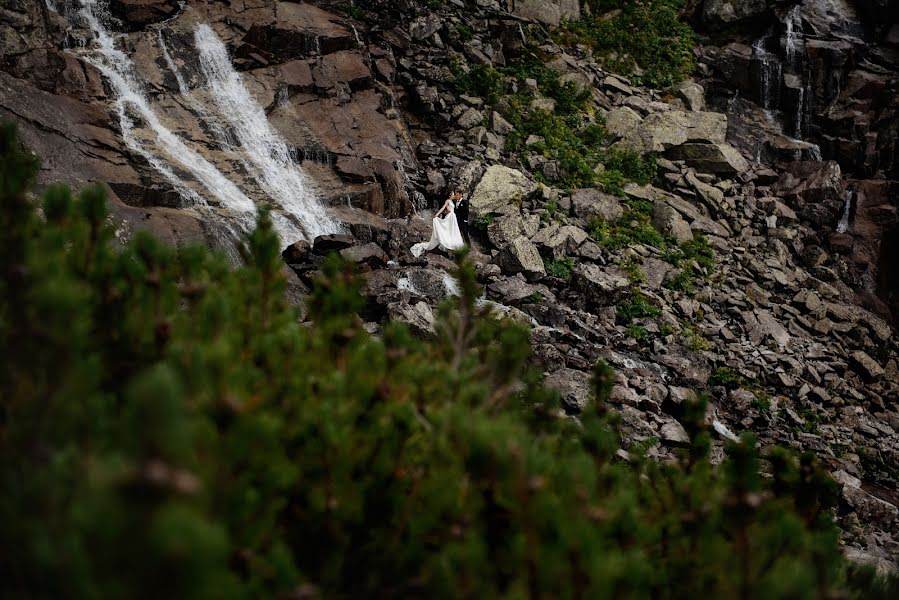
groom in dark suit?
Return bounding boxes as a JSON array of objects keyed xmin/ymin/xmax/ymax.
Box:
[{"xmin": 453, "ymin": 189, "xmax": 471, "ymax": 244}]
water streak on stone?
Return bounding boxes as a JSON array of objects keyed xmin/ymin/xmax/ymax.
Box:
[{"xmin": 837, "ymin": 189, "xmax": 854, "ymax": 233}]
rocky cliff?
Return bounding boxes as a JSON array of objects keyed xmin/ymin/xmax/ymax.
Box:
[
  {"xmin": 1, "ymin": 0, "xmax": 897, "ymax": 570},
  {"xmin": 695, "ymin": 0, "xmax": 899, "ymax": 320}
]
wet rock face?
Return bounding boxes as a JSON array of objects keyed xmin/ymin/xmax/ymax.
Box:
[
  {"xmin": 241, "ymin": 2, "xmax": 358, "ymax": 62},
  {"xmin": 109, "ymin": 0, "xmax": 181, "ymax": 31},
  {"xmin": 699, "ymin": 0, "xmax": 899, "ymax": 322},
  {"xmin": 702, "ymin": 0, "xmax": 899, "ymax": 179},
  {"xmin": 1, "ymin": 0, "xmax": 427, "ymax": 237}
]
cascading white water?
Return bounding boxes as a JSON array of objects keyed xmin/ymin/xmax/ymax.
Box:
[
  {"xmin": 837, "ymin": 189, "xmax": 854, "ymax": 233},
  {"xmin": 74, "ymin": 0, "xmax": 256, "ymax": 216},
  {"xmin": 784, "ymin": 5, "xmax": 803, "ymax": 67},
  {"xmin": 753, "ymin": 38, "xmax": 782, "ymax": 110},
  {"xmin": 794, "ymin": 86, "xmax": 805, "ymax": 137},
  {"xmin": 441, "ymin": 272, "xmax": 460, "ymax": 297},
  {"xmin": 350, "ymin": 24, "xmax": 363, "ymax": 48},
  {"xmin": 157, "ymin": 29, "xmax": 236, "ymax": 149},
  {"xmin": 56, "ymin": 1, "xmax": 339, "ymax": 250},
  {"xmin": 194, "ymin": 23, "xmax": 337, "ymax": 243}
]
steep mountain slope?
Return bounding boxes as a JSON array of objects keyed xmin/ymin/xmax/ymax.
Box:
[{"xmin": 1, "ymin": 0, "xmax": 897, "ymax": 568}]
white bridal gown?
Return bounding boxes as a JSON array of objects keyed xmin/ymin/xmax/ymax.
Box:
[{"xmin": 411, "ymin": 200, "xmax": 465, "ymax": 257}]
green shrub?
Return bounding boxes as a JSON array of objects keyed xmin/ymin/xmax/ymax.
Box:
[
  {"xmin": 616, "ymin": 289, "xmax": 662, "ymax": 324},
  {"xmin": 542, "ymin": 199, "xmax": 565, "ymax": 223},
  {"xmin": 473, "ymin": 213, "xmax": 496, "ymax": 231},
  {"xmin": 1, "ymin": 123, "xmax": 895, "ymax": 598},
  {"xmin": 623, "ymin": 258, "xmax": 647, "ymax": 284},
  {"xmin": 591, "ymin": 209, "xmax": 667, "ymax": 250},
  {"xmin": 334, "ymin": 2, "xmax": 365, "ymax": 19},
  {"xmin": 544, "ymin": 255, "xmax": 576, "ymax": 280},
  {"xmin": 595, "ymin": 168, "xmax": 628, "ymax": 195},
  {"xmin": 500, "ymin": 53, "xmax": 591, "ymax": 116},
  {"xmin": 666, "ymin": 268, "xmax": 695, "ymax": 293},
  {"xmin": 662, "ymin": 234, "xmax": 717, "ymax": 293},
  {"xmin": 604, "ymin": 147, "xmax": 657, "ymax": 185},
  {"xmin": 452, "ymin": 62, "xmax": 507, "ymax": 104},
  {"xmin": 752, "ymin": 393, "xmax": 773, "ymax": 414},
  {"xmin": 626, "ymin": 323, "xmax": 651, "ymax": 343},
  {"xmin": 709, "ymin": 366, "xmax": 744, "ymax": 390},
  {"xmin": 563, "ymin": 0, "xmax": 698, "ymax": 89},
  {"xmin": 681, "ymin": 322, "xmax": 710, "ymax": 352}
]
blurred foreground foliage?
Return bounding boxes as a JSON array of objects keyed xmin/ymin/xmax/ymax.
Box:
[{"xmin": 1, "ymin": 123, "xmax": 896, "ymax": 598}]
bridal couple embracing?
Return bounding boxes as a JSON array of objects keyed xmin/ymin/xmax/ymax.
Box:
[{"xmin": 410, "ymin": 189, "xmax": 469, "ymax": 257}]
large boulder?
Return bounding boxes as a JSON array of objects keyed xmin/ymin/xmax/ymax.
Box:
[
  {"xmin": 833, "ymin": 471, "xmax": 899, "ymax": 530},
  {"xmin": 849, "ymin": 350, "xmax": 885, "ymax": 380},
  {"xmin": 622, "ymin": 111, "xmax": 728, "ymax": 154},
  {"xmin": 743, "ymin": 309, "xmax": 791, "ymax": 350},
  {"xmin": 409, "ymin": 14, "xmax": 442, "ymax": 39},
  {"xmin": 388, "ymin": 301, "xmax": 435, "ymax": 338},
  {"xmin": 772, "ymin": 161, "xmax": 845, "ymax": 225},
  {"xmin": 282, "ymin": 240, "xmax": 312, "ymax": 265},
  {"xmin": 510, "ymin": 0, "xmax": 581, "ymax": 27},
  {"xmin": 398, "ymin": 269, "xmax": 459, "ymax": 301},
  {"xmin": 773, "ymin": 161, "xmax": 844, "ymax": 205},
  {"xmin": 488, "ymin": 214, "xmax": 540, "ymax": 249},
  {"xmin": 312, "ymin": 50, "xmax": 371, "ymax": 91},
  {"xmin": 340, "ymin": 243, "xmax": 388, "ymax": 270},
  {"xmin": 605, "ymin": 106, "xmax": 644, "ymax": 141},
  {"xmin": 540, "ymin": 225, "xmax": 590, "ymax": 259},
  {"xmin": 571, "ymin": 188, "xmax": 624, "ymax": 223},
  {"xmin": 313, "ymin": 233, "xmax": 356, "ymax": 254},
  {"xmin": 674, "ymin": 80, "xmax": 705, "ymax": 112},
  {"xmin": 666, "ymin": 143, "xmax": 750, "ymax": 174},
  {"xmin": 685, "ymin": 171, "xmax": 726, "ymax": 215},
  {"xmin": 488, "ymin": 275, "xmax": 554, "ymax": 305},
  {"xmin": 497, "ymin": 237, "xmax": 546, "ymax": 278},
  {"xmin": 243, "ymin": 2, "xmax": 357, "ymax": 58},
  {"xmin": 544, "ymin": 367, "xmax": 593, "ymax": 413},
  {"xmin": 469, "ymin": 165, "xmax": 535, "ymax": 220},
  {"xmin": 652, "ymin": 204, "xmax": 694, "ymax": 243},
  {"xmin": 573, "ymin": 264, "xmax": 630, "ymax": 306}
]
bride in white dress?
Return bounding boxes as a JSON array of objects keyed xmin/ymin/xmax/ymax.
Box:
[{"xmin": 411, "ymin": 191, "xmax": 466, "ymax": 257}]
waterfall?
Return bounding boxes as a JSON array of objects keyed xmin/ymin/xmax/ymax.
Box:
[
  {"xmin": 794, "ymin": 86, "xmax": 805, "ymax": 137},
  {"xmin": 193, "ymin": 24, "xmax": 338, "ymax": 243},
  {"xmin": 837, "ymin": 189, "xmax": 854, "ymax": 233},
  {"xmin": 61, "ymin": 1, "xmax": 339, "ymax": 250},
  {"xmin": 157, "ymin": 29, "xmax": 236, "ymax": 148},
  {"xmin": 753, "ymin": 38, "xmax": 782, "ymax": 110},
  {"xmin": 75, "ymin": 0, "xmax": 254, "ymax": 215},
  {"xmin": 784, "ymin": 5, "xmax": 803, "ymax": 67},
  {"xmin": 441, "ymin": 272, "xmax": 460, "ymax": 297},
  {"xmin": 350, "ymin": 24, "xmax": 363, "ymax": 48}
]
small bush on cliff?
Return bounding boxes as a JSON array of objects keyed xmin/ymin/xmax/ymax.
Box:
[
  {"xmin": 453, "ymin": 48, "xmax": 656, "ymax": 191},
  {"xmin": 451, "ymin": 62, "xmax": 507, "ymax": 105},
  {"xmin": 1, "ymin": 123, "xmax": 895, "ymax": 598},
  {"xmin": 563, "ymin": 0, "xmax": 698, "ymax": 89}
]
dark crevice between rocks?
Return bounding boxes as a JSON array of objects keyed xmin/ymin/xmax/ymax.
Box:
[{"xmin": 877, "ymin": 222, "xmax": 899, "ymax": 323}]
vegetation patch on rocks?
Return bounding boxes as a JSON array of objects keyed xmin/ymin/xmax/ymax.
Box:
[{"xmin": 561, "ymin": 0, "xmax": 698, "ymax": 89}]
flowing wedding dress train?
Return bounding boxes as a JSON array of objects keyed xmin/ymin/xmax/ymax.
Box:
[{"xmin": 411, "ymin": 201, "xmax": 465, "ymax": 257}]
